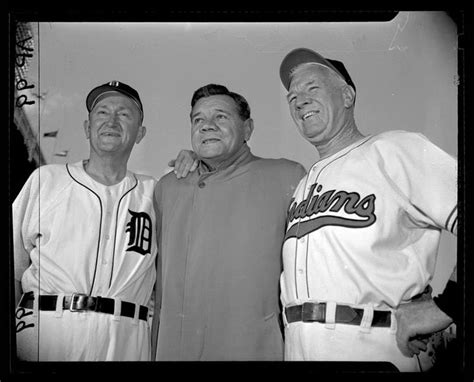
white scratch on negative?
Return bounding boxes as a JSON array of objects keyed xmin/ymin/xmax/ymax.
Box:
[{"xmin": 388, "ymin": 12, "xmax": 410, "ymax": 51}]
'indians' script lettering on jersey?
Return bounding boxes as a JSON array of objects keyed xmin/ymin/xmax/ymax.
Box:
[
  {"xmin": 125, "ymin": 210, "xmax": 152, "ymax": 256},
  {"xmin": 285, "ymin": 182, "xmax": 376, "ymax": 240}
]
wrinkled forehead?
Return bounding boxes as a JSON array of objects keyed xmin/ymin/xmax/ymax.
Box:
[
  {"xmin": 290, "ymin": 62, "xmax": 345, "ymax": 88},
  {"xmin": 191, "ymin": 94, "xmax": 238, "ymax": 114}
]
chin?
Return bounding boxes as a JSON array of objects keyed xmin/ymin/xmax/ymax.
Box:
[
  {"xmin": 98, "ymin": 145, "xmax": 119, "ymax": 152},
  {"xmin": 198, "ymin": 148, "xmax": 221, "ymax": 158}
]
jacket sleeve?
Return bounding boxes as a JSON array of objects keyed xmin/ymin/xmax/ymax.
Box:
[{"xmin": 150, "ymin": 179, "xmax": 163, "ymax": 360}]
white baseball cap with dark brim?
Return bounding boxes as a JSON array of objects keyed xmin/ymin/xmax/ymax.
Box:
[
  {"xmin": 86, "ymin": 80, "xmax": 144, "ymax": 118},
  {"xmin": 279, "ymin": 48, "xmax": 356, "ymax": 92}
]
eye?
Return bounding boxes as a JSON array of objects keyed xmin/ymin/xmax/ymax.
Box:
[
  {"xmin": 308, "ymin": 85, "xmax": 319, "ymax": 92},
  {"xmin": 192, "ymin": 117, "xmax": 204, "ymax": 126},
  {"xmin": 215, "ymin": 113, "xmax": 228, "ymax": 121},
  {"xmin": 287, "ymin": 91, "xmax": 297, "ymax": 103}
]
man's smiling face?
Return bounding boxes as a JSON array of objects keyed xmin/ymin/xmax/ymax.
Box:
[{"xmin": 287, "ymin": 64, "xmax": 348, "ymax": 146}]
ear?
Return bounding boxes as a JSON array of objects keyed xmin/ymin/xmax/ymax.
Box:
[
  {"xmin": 135, "ymin": 125, "xmax": 146, "ymax": 144},
  {"xmin": 342, "ymin": 85, "xmax": 356, "ymax": 108},
  {"xmin": 243, "ymin": 118, "xmax": 254, "ymax": 142},
  {"xmin": 83, "ymin": 120, "xmax": 91, "ymax": 139}
]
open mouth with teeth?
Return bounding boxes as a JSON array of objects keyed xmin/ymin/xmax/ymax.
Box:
[
  {"xmin": 101, "ymin": 132, "xmax": 121, "ymax": 137},
  {"xmin": 202, "ymin": 138, "xmax": 221, "ymax": 144},
  {"xmin": 302, "ymin": 111, "xmax": 320, "ymax": 120}
]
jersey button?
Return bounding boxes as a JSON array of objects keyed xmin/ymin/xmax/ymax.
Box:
[
  {"xmin": 299, "ymin": 237, "xmax": 305, "ymax": 243},
  {"xmin": 198, "ymin": 181, "xmax": 205, "ymax": 188},
  {"xmin": 298, "ymin": 269, "xmax": 304, "ymax": 274},
  {"xmin": 105, "ymin": 235, "xmax": 110, "ymax": 240}
]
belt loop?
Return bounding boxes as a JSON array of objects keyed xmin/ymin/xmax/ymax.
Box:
[
  {"xmin": 324, "ymin": 301, "xmax": 336, "ymax": 330},
  {"xmin": 113, "ymin": 298, "xmax": 122, "ymax": 322},
  {"xmin": 282, "ymin": 306, "xmax": 289, "ymax": 327},
  {"xmin": 132, "ymin": 303, "xmax": 140, "ymax": 326},
  {"xmin": 54, "ymin": 293, "xmax": 65, "ymax": 318},
  {"xmin": 389, "ymin": 310, "xmax": 397, "ymax": 334},
  {"xmin": 359, "ymin": 305, "xmax": 374, "ymax": 333}
]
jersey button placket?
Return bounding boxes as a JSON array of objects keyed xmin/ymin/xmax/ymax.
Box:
[
  {"xmin": 295, "ymin": 229, "xmax": 309, "ymax": 299},
  {"xmin": 100, "ymin": 190, "xmax": 114, "ymax": 281}
]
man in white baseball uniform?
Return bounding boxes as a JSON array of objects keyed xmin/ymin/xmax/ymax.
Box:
[
  {"xmin": 278, "ymin": 48, "xmax": 457, "ymax": 371},
  {"xmin": 13, "ymin": 80, "xmax": 157, "ymax": 361}
]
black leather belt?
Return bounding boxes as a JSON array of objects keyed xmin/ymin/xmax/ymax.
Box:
[
  {"xmin": 285, "ymin": 302, "xmax": 391, "ymax": 327},
  {"xmin": 19, "ymin": 292, "xmax": 148, "ymax": 322}
]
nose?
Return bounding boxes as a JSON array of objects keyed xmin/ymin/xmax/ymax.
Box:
[
  {"xmin": 295, "ymin": 93, "xmax": 310, "ymax": 110},
  {"xmin": 200, "ymin": 120, "xmax": 218, "ymax": 132},
  {"xmin": 107, "ymin": 112, "xmax": 120, "ymax": 126}
]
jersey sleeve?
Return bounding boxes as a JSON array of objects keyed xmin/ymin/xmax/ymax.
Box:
[
  {"xmin": 366, "ymin": 131, "xmax": 457, "ymax": 234},
  {"xmin": 12, "ymin": 168, "xmax": 40, "ymax": 283}
]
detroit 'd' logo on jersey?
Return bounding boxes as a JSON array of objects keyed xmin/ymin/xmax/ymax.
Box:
[
  {"xmin": 125, "ymin": 209, "xmax": 152, "ymax": 255},
  {"xmin": 285, "ymin": 182, "xmax": 376, "ymax": 240}
]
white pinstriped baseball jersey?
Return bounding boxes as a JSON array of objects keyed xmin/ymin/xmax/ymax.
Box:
[
  {"xmin": 281, "ymin": 130, "xmax": 457, "ymax": 312},
  {"xmin": 280, "ymin": 131, "xmax": 457, "ymax": 369},
  {"xmin": 13, "ymin": 160, "xmax": 157, "ymax": 361}
]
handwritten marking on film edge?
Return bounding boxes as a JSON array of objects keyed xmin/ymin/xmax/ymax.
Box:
[{"xmin": 15, "ymin": 32, "xmax": 35, "ymax": 108}]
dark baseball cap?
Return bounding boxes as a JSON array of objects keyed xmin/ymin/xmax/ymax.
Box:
[
  {"xmin": 86, "ymin": 80, "xmax": 144, "ymax": 118},
  {"xmin": 279, "ymin": 48, "xmax": 356, "ymax": 92}
]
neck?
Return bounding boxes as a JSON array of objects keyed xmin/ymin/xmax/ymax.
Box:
[
  {"xmin": 84, "ymin": 155, "xmax": 128, "ymax": 186},
  {"xmin": 315, "ymin": 119, "xmax": 365, "ymax": 159}
]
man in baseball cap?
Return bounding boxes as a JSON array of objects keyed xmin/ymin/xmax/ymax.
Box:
[
  {"xmin": 13, "ymin": 79, "xmax": 154, "ymax": 361},
  {"xmin": 278, "ymin": 48, "xmax": 457, "ymax": 371}
]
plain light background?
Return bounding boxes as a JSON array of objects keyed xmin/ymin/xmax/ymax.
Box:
[{"xmin": 21, "ymin": 11, "xmax": 458, "ymax": 295}]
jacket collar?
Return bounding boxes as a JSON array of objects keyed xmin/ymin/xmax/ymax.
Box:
[{"xmin": 198, "ymin": 143, "xmax": 254, "ymax": 175}]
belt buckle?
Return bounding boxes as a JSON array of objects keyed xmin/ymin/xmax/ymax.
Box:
[
  {"xmin": 302, "ymin": 302, "xmax": 326, "ymax": 323},
  {"xmin": 69, "ymin": 293, "xmax": 90, "ymax": 312}
]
